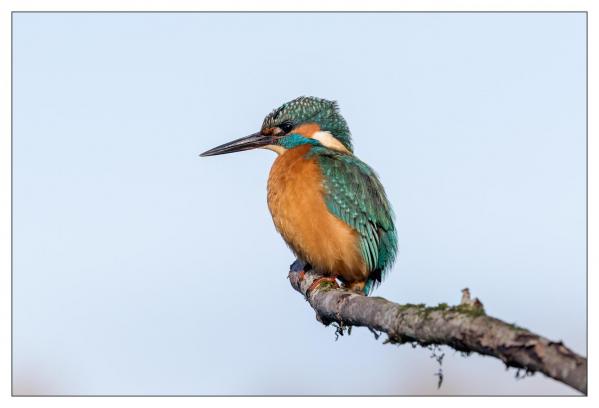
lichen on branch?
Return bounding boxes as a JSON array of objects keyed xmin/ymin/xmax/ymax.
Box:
[{"xmin": 288, "ymin": 269, "xmax": 587, "ymax": 394}]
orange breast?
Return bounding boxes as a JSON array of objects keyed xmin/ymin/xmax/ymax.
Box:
[{"xmin": 267, "ymin": 145, "xmax": 368, "ymax": 283}]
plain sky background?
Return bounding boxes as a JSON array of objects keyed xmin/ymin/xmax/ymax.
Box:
[{"xmin": 12, "ymin": 12, "xmax": 586, "ymax": 395}]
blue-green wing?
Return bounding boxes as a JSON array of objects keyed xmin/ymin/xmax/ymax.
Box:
[{"xmin": 310, "ymin": 147, "xmax": 398, "ymax": 294}]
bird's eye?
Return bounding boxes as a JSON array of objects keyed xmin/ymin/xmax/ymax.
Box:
[{"xmin": 279, "ymin": 122, "xmax": 293, "ymax": 134}]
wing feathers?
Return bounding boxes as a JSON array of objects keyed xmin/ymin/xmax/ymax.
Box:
[{"xmin": 308, "ymin": 147, "xmax": 398, "ymax": 293}]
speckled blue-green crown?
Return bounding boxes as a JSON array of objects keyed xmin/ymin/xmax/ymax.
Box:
[{"xmin": 262, "ymin": 96, "xmax": 353, "ymax": 152}]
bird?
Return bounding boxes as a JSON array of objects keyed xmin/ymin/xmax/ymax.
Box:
[{"xmin": 200, "ymin": 96, "xmax": 397, "ymax": 295}]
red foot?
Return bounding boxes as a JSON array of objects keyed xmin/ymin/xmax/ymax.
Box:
[
  {"xmin": 298, "ymin": 270, "xmax": 305, "ymax": 281},
  {"xmin": 307, "ymin": 276, "xmax": 339, "ymax": 294}
]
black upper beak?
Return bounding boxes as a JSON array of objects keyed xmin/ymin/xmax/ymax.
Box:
[{"xmin": 200, "ymin": 132, "xmax": 273, "ymax": 157}]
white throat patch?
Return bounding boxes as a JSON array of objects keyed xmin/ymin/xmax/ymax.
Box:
[
  {"xmin": 312, "ymin": 131, "xmax": 350, "ymax": 153},
  {"xmin": 263, "ymin": 144, "xmax": 287, "ymax": 155}
]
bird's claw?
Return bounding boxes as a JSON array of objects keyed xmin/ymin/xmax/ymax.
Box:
[
  {"xmin": 290, "ymin": 258, "xmax": 313, "ymax": 283},
  {"xmin": 307, "ymin": 276, "xmax": 339, "ymax": 295}
]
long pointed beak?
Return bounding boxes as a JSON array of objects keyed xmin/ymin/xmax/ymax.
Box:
[{"xmin": 200, "ymin": 132, "xmax": 273, "ymax": 157}]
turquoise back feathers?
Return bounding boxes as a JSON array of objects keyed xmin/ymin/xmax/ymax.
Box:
[{"xmin": 307, "ymin": 146, "xmax": 398, "ymax": 295}]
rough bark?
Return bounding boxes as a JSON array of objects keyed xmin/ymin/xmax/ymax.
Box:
[{"xmin": 289, "ymin": 269, "xmax": 587, "ymax": 394}]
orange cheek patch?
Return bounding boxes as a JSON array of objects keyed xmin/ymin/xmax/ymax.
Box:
[{"xmin": 292, "ymin": 123, "xmax": 321, "ymax": 138}]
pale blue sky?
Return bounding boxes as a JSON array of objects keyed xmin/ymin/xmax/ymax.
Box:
[{"xmin": 13, "ymin": 12, "xmax": 586, "ymax": 395}]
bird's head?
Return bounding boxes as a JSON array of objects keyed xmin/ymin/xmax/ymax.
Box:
[{"xmin": 200, "ymin": 96, "xmax": 353, "ymax": 157}]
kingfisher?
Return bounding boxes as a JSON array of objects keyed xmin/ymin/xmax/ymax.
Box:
[{"xmin": 201, "ymin": 96, "xmax": 397, "ymax": 295}]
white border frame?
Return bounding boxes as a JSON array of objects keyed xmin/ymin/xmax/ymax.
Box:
[{"xmin": 0, "ymin": 1, "xmax": 594, "ymax": 407}]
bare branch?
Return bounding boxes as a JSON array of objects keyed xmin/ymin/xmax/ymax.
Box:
[{"xmin": 288, "ymin": 269, "xmax": 587, "ymax": 394}]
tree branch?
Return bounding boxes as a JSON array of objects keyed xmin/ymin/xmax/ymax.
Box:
[{"xmin": 288, "ymin": 269, "xmax": 587, "ymax": 394}]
